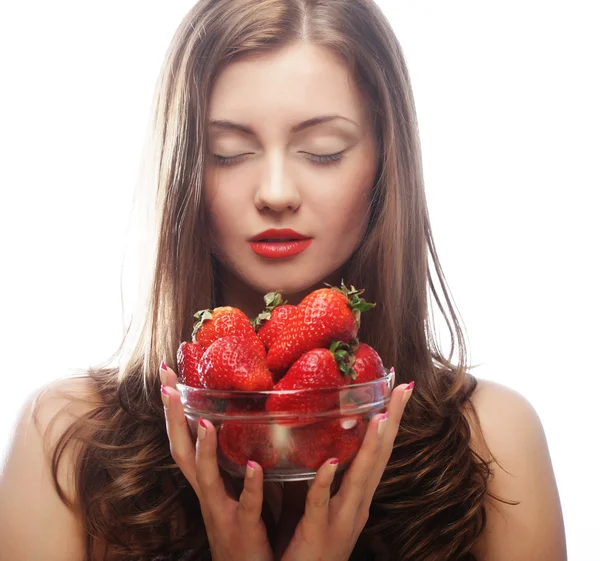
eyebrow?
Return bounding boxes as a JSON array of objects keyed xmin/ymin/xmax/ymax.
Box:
[{"xmin": 208, "ymin": 115, "xmax": 358, "ymax": 135}]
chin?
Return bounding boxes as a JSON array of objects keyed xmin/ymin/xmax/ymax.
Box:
[
  {"xmin": 243, "ymin": 263, "xmax": 348, "ymax": 300},
  {"xmin": 247, "ymin": 272, "xmax": 325, "ymax": 297},
  {"xmin": 215, "ymin": 249, "xmax": 352, "ymax": 304}
]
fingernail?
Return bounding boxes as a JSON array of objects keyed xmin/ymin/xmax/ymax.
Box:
[
  {"xmin": 197, "ymin": 418, "xmax": 207, "ymax": 441},
  {"xmin": 246, "ymin": 460, "xmax": 256, "ymax": 479},
  {"xmin": 160, "ymin": 385, "xmax": 170, "ymax": 408},
  {"xmin": 161, "ymin": 360, "xmax": 168, "ymax": 371},
  {"xmin": 402, "ymin": 381, "xmax": 415, "ymax": 406},
  {"xmin": 328, "ymin": 458, "xmax": 339, "ymax": 478},
  {"xmin": 159, "ymin": 367, "xmax": 167, "ymax": 387},
  {"xmin": 329, "ymin": 458, "xmax": 339, "ymax": 467},
  {"xmin": 377, "ymin": 412, "xmax": 388, "ymax": 437}
]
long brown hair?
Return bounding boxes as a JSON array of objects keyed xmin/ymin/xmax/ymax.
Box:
[{"xmin": 36, "ymin": 1, "xmax": 512, "ymax": 559}]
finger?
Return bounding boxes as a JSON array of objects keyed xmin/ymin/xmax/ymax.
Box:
[
  {"xmin": 303, "ymin": 458, "xmax": 339, "ymax": 527},
  {"xmin": 159, "ymin": 361, "xmax": 178, "ymax": 388},
  {"xmin": 237, "ymin": 461, "xmax": 265, "ymax": 525},
  {"xmin": 363, "ymin": 382, "xmax": 414, "ymax": 503},
  {"xmin": 381, "ymin": 382, "xmax": 413, "ymax": 449},
  {"xmin": 335, "ymin": 411, "xmax": 387, "ymax": 507},
  {"xmin": 195, "ymin": 418, "xmax": 229, "ymax": 505},
  {"xmin": 161, "ymin": 386, "xmax": 201, "ymax": 494}
]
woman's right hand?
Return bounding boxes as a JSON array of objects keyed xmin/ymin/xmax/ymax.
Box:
[{"xmin": 160, "ymin": 362, "xmax": 274, "ymax": 561}]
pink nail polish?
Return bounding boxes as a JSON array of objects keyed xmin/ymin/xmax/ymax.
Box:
[
  {"xmin": 160, "ymin": 385, "xmax": 170, "ymax": 408},
  {"xmin": 247, "ymin": 460, "xmax": 256, "ymax": 470},
  {"xmin": 329, "ymin": 458, "xmax": 339, "ymax": 466},
  {"xmin": 160, "ymin": 360, "xmax": 168, "ymax": 371},
  {"xmin": 197, "ymin": 419, "xmax": 207, "ymax": 441},
  {"xmin": 405, "ymin": 381, "xmax": 415, "ymax": 391}
]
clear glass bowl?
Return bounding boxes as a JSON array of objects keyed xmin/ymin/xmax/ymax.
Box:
[{"xmin": 177, "ymin": 369, "xmax": 395, "ymax": 481}]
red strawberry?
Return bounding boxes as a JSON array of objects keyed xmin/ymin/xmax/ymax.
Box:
[
  {"xmin": 352, "ymin": 343, "xmax": 386, "ymax": 383},
  {"xmin": 176, "ymin": 341, "xmax": 207, "ymax": 388},
  {"xmin": 218, "ymin": 408, "xmax": 280, "ymax": 469},
  {"xmin": 288, "ymin": 417, "xmax": 366, "ymax": 469},
  {"xmin": 252, "ymin": 292, "xmax": 297, "ymax": 352},
  {"xmin": 192, "ymin": 306, "xmax": 258, "ymax": 350},
  {"xmin": 265, "ymin": 342, "xmax": 355, "ymax": 416},
  {"xmin": 237, "ymin": 331, "xmax": 268, "ymax": 359},
  {"xmin": 197, "ymin": 334, "xmax": 273, "ymax": 391},
  {"xmin": 266, "ymin": 281, "xmax": 374, "ymax": 375}
]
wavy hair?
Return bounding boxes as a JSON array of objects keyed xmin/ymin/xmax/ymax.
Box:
[{"xmin": 36, "ymin": 1, "xmax": 515, "ymax": 559}]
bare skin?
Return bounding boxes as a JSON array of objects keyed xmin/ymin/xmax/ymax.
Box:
[
  {"xmin": 0, "ymin": 40, "xmax": 566, "ymax": 561},
  {"xmin": 160, "ymin": 363, "xmax": 414, "ymax": 561},
  {"xmin": 0, "ymin": 369, "xmax": 566, "ymax": 560}
]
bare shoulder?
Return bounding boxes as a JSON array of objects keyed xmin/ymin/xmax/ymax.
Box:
[
  {"xmin": 30, "ymin": 376, "xmax": 102, "ymax": 490},
  {"xmin": 464, "ymin": 378, "xmax": 567, "ymax": 561},
  {"xmin": 0, "ymin": 375, "xmax": 101, "ymax": 561},
  {"xmin": 31, "ymin": 375, "xmax": 100, "ymax": 427},
  {"xmin": 467, "ymin": 378, "xmax": 542, "ymax": 457}
]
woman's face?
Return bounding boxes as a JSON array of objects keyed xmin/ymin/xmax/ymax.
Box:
[{"xmin": 204, "ymin": 42, "xmax": 378, "ymax": 299}]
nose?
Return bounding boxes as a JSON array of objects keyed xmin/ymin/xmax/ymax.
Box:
[{"xmin": 254, "ymin": 152, "xmax": 301, "ymax": 213}]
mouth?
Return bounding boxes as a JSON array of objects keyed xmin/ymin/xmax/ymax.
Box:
[
  {"xmin": 256, "ymin": 238, "xmax": 301, "ymax": 242},
  {"xmin": 250, "ymin": 228, "xmax": 310, "ymax": 242},
  {"xmin": 249, "ymin": 229, "xmax": 312, "ymax": 259}
]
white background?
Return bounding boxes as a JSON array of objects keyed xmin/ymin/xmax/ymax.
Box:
[{"xmin": 1, "ymin": 1, "xmax": 598, "ymax": 559}]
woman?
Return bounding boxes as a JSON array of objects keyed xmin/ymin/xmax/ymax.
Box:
[{"xmin": 0, "ymin": 1, "xmax": 566, "ymax": 560}]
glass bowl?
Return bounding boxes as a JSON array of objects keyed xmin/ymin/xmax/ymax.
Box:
[{"xmin": 177, "ymin": 369, "xmax": 395, "ymax": 482}]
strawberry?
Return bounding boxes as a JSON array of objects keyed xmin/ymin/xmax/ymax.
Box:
[
  {"xmin": 266, "ymin": 281, "xmax": 374, "ymax": 375},
  {"xmin": 352, "ymin": 342, "xmax": 386, "ymax": 383},
  {"xmin": 176, "ymin": 341, "xmax": 207, "ymax": 388},
  {"xmin": 176, "ymin": 341, "xmax": 217, "ymax": 410},
  {"xmin": 197, "ymin": 334, "xmax": 273, "ymax": 391},
  {"xmin": 265, "ymin": 342, "xmax": 355, "ymax": 416},
  {"xmin": 218, "ymin": 408, "xmax": 280, "ymax": 469},
  {"xmin": 192, "ymin": 306, "xmax": 259, "ymax": 352},
  {"xmin": 252, "ymin": 292, "xmax": 297, "ymax": 352},
  {"xmin": 288, "ymin": 417, "xmax": 366, "ymax": 469}
]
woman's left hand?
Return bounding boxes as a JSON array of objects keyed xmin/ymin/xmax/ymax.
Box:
[{"xmin": 277, "ymin": 380, "xmax": 413, "ymax": 561}]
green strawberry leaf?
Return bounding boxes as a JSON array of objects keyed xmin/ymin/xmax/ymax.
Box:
[
  {"xmin": 252, "ymin": 292, "xmax": 287, "ymax": 329},
  {"xmin": 338, "ymin": 361, "xmax": 357, "ymax": 380},
  {"xmin": 348, "ymin": 338, "xmax": 360, "ymax": 353},
  {"xmin": 330, "ymin": 340, "xmax": 357, "ymax": 380},
  {"xmin": 251, "ymin": 310, "xmax": 272, "ymax": 330},
  {"xmin": 193, "ymin": 309, "xmax": 214, "ymax": 323},
  {"xmin": 264, "ymin": 291, "xmax": 286, "ymax": 309},
  {"xmin": 191, "ymin": 309, "xmax": 214, "ymax": 341}
]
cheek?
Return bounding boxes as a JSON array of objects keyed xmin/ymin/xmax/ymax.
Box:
[
  {"xmin": 323, "ymin": 189, "xmax": 371, "ymax": 239},
  {"xmin": 205, "ymin": 182, "xmax": 247, "ymax": 240},
  {"xmin": 314, "ymin": 163, "xmax": 374, "ymax": 241}
]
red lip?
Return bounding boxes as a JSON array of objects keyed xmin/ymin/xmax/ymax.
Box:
[
  {"xmin": 250, "ymin": 228, "xmax": 309, "ymax": 242},
  {"xmin": 249, "ymin": 229, "xmax": 312, "ymax": 259}
]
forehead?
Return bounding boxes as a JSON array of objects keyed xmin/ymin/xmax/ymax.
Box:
[{"xmin": 208, "ymin": 42, "xmax": 367, "ymax": 127}]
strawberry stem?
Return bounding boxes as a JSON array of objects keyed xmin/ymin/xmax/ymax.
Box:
[
  {"xmin": 328, "ymin": 280, "xmax": 376, "ymax": 330},
  {"xmin": 251, "ymin": 291, "xmax": 287, "ymax": 329},
  {"xmin": 251, "ymin": 311, "xmax": 270, "ymax": 330},
  {"xmin": 329, "ymin": 340, "xmax": 357, "ymax": 381},
  {"xmin": 191, "ymin": 309, "xmax": 213, "ymax": 342},
  {"xmin": 348, "ymin": 338, "xmax": 360, "ymax": 353}
]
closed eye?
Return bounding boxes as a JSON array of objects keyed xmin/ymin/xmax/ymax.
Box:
[
  {"xmin": 301, "ymin": 151, "xmax": 345, "ymax": 165},
  {"xmin": 211, "ymin": 153, "xmax": 249, "ymax": 166},
  {"xmin": 211, "ymin": 151, "xmax": 346, "ymax": 167}
]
